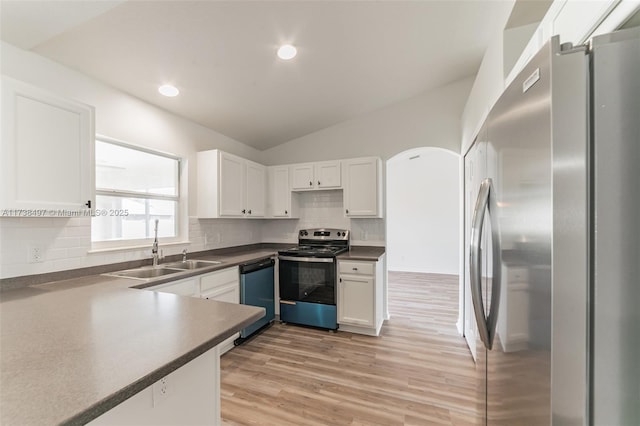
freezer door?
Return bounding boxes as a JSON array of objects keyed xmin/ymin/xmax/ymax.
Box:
[{"xmin": 591, "ymin": 27, "xmax": 640, "ymax": 425}]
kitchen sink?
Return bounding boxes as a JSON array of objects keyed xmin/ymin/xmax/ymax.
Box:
[
  {"xmin": 104, "ymin": 267, "xmax": 184, "ymax": 280},
  {"xmin": 163, "ymin": 260, "xmax": 222, "ymax": 270}
]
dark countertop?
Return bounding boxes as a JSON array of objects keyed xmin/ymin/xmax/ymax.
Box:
[
  {"xmin": 339, "ymin": 246, "xmax": 386, "ymax": 261},
  {"xmin": 0, "ymin": 246, "xmax": 280, "ymax": 426}
]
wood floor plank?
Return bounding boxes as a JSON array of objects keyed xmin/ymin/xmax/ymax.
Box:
[{"xmin": 220, "ymin": 272, "xmax": 481, "ymax": 425}]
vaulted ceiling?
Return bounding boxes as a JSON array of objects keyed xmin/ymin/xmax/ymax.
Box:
[{"xmin": 1, "ymin": 1, "xmax": 520, "ymax": 150}]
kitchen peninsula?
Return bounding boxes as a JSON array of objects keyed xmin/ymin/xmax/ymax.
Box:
[{"xmin": 0, "ymin": 267, "xmax": 264, "ymax": 425}]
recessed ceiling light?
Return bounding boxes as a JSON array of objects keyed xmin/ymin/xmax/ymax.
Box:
[
  {"xmin": 277, "ymin": 44, "xmax": 297, "ymax": 60},
  {"xmin": 158, "ymin": 84, "xmax": 179, "ymax": 97}
]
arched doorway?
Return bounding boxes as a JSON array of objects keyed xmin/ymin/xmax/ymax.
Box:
[{"xmin": 385, "ymin": 147, "xmax": 462, "ymax": 327}]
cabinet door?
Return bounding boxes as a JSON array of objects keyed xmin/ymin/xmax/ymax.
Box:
[
  {"xmin": 344, "ymin": 158, "xmax": 380, "ymax": 217},
  {"xmin": 245, "ymin": 161, "xmax": 266, "ymax": 217},
  {"xmin": 268, "ymin": 166, "xmax": 291, "ymax": 217},
  {"xmin": 291, "ymin": 164, "xmax": 315, "ymax": 190},
  {"xmin": 218, "ymin": 152, "xmax": 245, "ymax": 217},
  {"xmin": 315, "ymin": 161, "xmax": 341, "ymax": 188},
  {"xmin": 338, "ymin": 275, "xmax": 375, "ymax": 327},
  {"xmin": 201, "ymin": 282, "xmax": 238, "ymax": 304},
  {"xmin": 0, "ymin": 77, "xmax": 94, "ymax": 213}
]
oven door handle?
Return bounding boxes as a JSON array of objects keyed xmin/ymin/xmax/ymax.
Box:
[{"xmin": 278, "ymin": 256, "xmax": 335, "ymax": 263}]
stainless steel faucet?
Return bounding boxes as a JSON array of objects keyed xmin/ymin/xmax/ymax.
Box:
[
  {"xmin": 152, "ymin": 219, "xmax": 160, "ymax": 267},
  {"xmin": 182, "ymin": 249, "xmax": 188, "ymax": 263}
]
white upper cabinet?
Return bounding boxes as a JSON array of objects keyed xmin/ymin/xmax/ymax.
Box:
[
  {"xmin": 291, "ymin": 163, "xmax": 315, "ymax": 190},
  {"xmin": 197, "ymin": 150, "xmax": 265, "ymax": 218},
  {"xmin": 291, "ymin": 161, "xmax": 341, "ymax": 191},
  {"xmin": 218, "ymin": 152, "xmax": 245, "ymax": 217},
  {"xmin": 267, "ymin": 166, "xmax": 298, "ymax": 218},
  {"xmin": 0, "ymin": 77, "xmax": 94, "ymax": 215},
  {"xmin": 315, "ymin": 161, "xmax": 341, "ymax": 189},
  {"xmin": 343, "ymin": 157, "xmax": 382, "ymax": 218},
  {"xmin": 245, "ymin": 160, "xmax": 266, "ymax": 217}
]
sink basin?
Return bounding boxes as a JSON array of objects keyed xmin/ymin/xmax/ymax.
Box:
[
  {"xmin": 104, "ymin": 267, "xmax": 183, "ymax": 280},
  {"xmin": 163, "ymin": 260, "xmax": 222, "ymax": 270}
]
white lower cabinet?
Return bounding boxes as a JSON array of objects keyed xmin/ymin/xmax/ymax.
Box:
[
  {"xmin": 199, "ymin": 267, "xmax": 240, "ymax": 354},
  {"xmin": 146, "ymin": 266, "xmax": 240, "ymax": 355},
  {"xmin": 337, "ymin": 257, "xmax": 384, "ymax": 336},
  {"xmin": 148, "ymin": 277, "xmax": 199, "ymax": 297},
  {"xmin": 89, "ymin": 346, "xmax": 221, "ymax": 426}
]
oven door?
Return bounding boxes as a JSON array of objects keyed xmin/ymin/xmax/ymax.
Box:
[{"xmin": 279, "ymin": 256, "xmax": 336, "ymax": 305}]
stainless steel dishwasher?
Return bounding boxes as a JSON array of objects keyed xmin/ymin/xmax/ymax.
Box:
[{"xmin": 235, "ymin": 257, "xmax": 275, "ymax": 344}]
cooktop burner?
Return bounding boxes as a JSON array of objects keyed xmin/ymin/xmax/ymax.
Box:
[{"xmin": 278, "ymin": 228, "xmax": 350, "ymax": 258}]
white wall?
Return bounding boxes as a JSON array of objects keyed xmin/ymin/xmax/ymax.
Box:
[
  {"xmin": 261, "ymin": 77, "xmax": 474, "ymax": 165},
  {"xmin": 0, "ymin": 42, "xmax": 262, "ymax": 278},
  {"xmin": 386, "ymin": 148, "xmax": 460, "ymax": 274},
  {"xmin": 460, "ymin": 30, "xmax": 505, "ymax": 155}
]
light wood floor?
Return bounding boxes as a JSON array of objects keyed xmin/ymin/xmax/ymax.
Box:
[{"xmin": 220, "ymin": 272, "xmax": 480, "ymax": 425}]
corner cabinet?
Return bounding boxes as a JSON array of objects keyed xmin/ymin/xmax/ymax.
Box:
[
  {"xmin": 197, "ymin": 150, "xmax": 266, "ymax": 218},
  {"xmin": 267, "ymin": 166, "xmax": 299, "ymax": 218},
  {"xmin": 337, "ymin": 256, "xmax": 384, "ymax": 336},
  {"xmin": 291, "ymin": 161, "xmax": 341, "ymax": 190},
  {"xmin": 0, "ymin": 76, "xmax": 94, "ymax": 215},
  {"xmin": 199, "ymin": 267, "xmax": 241, "ymax": 354},
  {"xmin": 147, "ymin": 266, "xmax": 240, "ymax": 355}
]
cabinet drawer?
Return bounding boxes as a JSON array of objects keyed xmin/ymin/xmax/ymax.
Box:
[
  {"xmin": 200, "ymin": 267, "xmax": 239, "ymax": 292},
  {"xmin": 339, "ymin": 261, "xmax": 374, "ymax": 276},
  {"xmin": 150, "ymin": 278, "xmax": 198, "ymax": 297}
]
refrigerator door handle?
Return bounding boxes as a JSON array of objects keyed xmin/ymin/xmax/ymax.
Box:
[
  {"xmin": 486, "ymin": 179, "xmax": 502, "ymax": 350},
  {"xmin": 469, "ymin": 178, "xmax": 501, "ymax": 350}
]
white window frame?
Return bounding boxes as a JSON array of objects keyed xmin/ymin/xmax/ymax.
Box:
[{"xmin": 91, "ymin": 135, "xmax": 185, "ymax": 251}]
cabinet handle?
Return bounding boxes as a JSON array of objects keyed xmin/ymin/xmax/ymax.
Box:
[
  {"xmin": 248, "ymin": 210, "xmax": 252, "ymax": 215},
  {"xmin": 309, "ymin": 181, "xmax": 313, "ymax": 186},
  {"xmin": 285, "ymin": 210, "xmax": 288, "ymax": 214},
  {"xmin": 346, "ymin": 209, "xmax": 349, "ymax": 214},
  {"xmin": 339, "ymin": 278, "xmax": 342, "ymax": 283},
  {"xmin": 85, "ymin": 200, "xmax": 91, "ymax": 208},
  {"xmin": 352, "ymin": 267, "xmax": 358, "ymax": 271},
  {"xmin": 242, "ymin": 209, "xmax": 246, "ymax": 214},
  {"xmin": 318, "ymin": 180, "xmax": 321, "ymax": 185}
]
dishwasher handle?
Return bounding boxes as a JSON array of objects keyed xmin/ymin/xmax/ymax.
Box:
[{"xmin": 240, "ymin": 257, "xmax": 275, "ymax": 274}]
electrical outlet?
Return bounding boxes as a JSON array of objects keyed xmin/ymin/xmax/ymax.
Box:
[
  {"xmin": 28, "ymin": 245, "xmax": 44, "ymax": 263},
  {"xmin": 152, "ymin": 377, "xmax": 169, "ymax": 407}
]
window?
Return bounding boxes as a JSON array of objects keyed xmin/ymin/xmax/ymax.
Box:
[{"xmin": 92, "ymin": 136, "xmax": 180, "ymax": 244}]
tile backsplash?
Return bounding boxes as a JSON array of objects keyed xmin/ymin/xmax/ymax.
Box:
[
  {"xmin": 0, "ymin": 191, "xmax": 384, "ymax": 279},
  {"xmin": 261, "ymin": 191, "xmax": 385, "ymax": 246},
  {"xmin": 0, "ymin": 217, "xmax": 261, "ymax": 279}
]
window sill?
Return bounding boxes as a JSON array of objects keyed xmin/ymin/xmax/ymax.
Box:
[{"xmin": 88, "ymin": 240, "xmax": 191, "ymax": 254}]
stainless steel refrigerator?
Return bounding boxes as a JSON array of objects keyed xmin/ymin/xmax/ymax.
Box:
[{"xmin": 463, "ymin": 27, "xmax": 639, "ymax": 425}]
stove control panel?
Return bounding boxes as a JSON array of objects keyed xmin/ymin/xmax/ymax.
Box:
[{"xmin": 298, "ymin": 228, "xmax": 349, "ymax": 241}]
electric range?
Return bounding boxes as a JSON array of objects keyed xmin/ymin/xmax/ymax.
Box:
[{"xmin": 278, "ymin": 228, "xmax": 349, "ymax": 330}]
